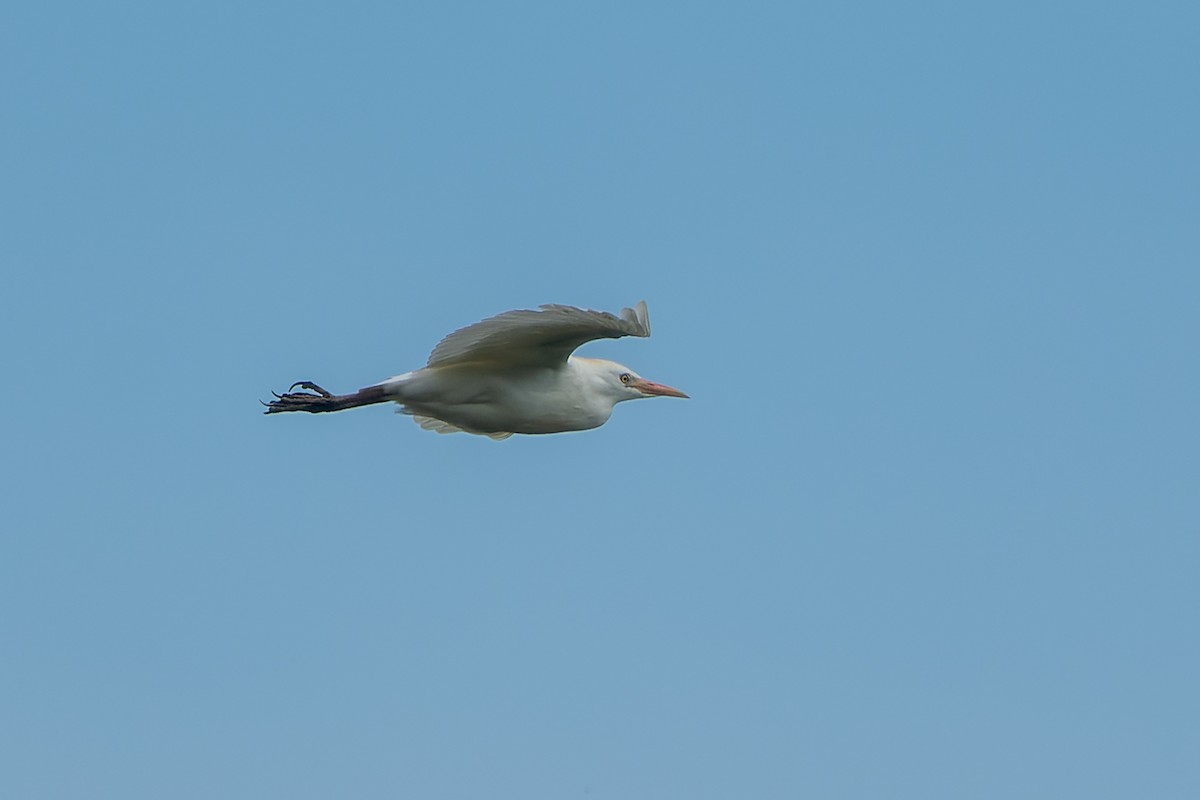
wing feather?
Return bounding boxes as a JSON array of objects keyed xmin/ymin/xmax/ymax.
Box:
[
  {"xmin": 403, "ymin": 411, "xmax": 513, "ymax": 440},
  {"xmin": 425, "ymin": 301, "xmax": 651, "ymax": 368}
]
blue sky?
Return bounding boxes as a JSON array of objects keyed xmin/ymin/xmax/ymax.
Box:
[{"xmin": 3, "ymin": 2, "xmax": 1197, "ymax": 797}]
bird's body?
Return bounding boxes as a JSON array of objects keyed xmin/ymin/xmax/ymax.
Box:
[
  {"xmin": 264, "ymin": 301, "xmax": 686, "ymax": 438},
  {"xmin": 386, "ymin": 358, "xmax": 623, "ymax": 435}
]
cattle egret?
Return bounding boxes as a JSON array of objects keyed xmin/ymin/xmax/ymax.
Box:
[{"xmin": 264, "ymin": 300, "xmax": 687, "ymax": 439}]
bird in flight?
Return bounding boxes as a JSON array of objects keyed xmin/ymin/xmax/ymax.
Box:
[{"xmin": 264, "ymin": 300, "xmax": 687, "ymax": 439}]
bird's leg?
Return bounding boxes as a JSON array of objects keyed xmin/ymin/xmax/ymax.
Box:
[{"xmin": 262, "ymin": 381, "xmax": 390, "ymax": 414}]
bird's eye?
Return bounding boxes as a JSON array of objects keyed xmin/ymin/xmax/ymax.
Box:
[{"xmin": 619, "ymin": 373, "xmax": 631, "ymax": 384}]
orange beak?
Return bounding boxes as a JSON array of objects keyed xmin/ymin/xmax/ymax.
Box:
[{"xmin": 632, "ymin": 378, "xmax": 689, "ymax": 398}]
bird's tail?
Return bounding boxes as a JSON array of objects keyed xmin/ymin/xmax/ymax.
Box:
[{"xmin": 263, "ymin": 381, "xmax": 391, "ymax": 414}]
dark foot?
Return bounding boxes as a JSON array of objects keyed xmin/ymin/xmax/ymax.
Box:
[
  {"xmin": 262, "ymin": 381, "xmax": 390, "ymax": 415},
  {"xmin": 263, "ymin": 381, "xmax": 339, "ymax": 414}
]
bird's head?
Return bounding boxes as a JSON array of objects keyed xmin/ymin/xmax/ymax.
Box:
[{"xmin": 583, "ymin": 358, "xmax": 689, "ymax": 403}]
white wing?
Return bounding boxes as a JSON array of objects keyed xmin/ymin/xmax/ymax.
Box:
[
  {"xmin": 425, "ymin": 301, "xmax": 651, "ymax": 369},
  {"xmin": 408, "ymin": 412, "xmax": 513, "ymax": 440}
]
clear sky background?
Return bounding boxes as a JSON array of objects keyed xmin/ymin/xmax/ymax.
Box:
[{"xmin": 3, "ymin": 2, "xmax": 1197, "ymax": 798}]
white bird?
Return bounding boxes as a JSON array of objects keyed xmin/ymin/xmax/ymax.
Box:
[{"xmin": 264, "ymin": 300, "xmax": 687, "ymax": 439}]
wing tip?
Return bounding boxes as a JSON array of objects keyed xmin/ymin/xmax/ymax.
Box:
[{"xmin": 622, "ymin": 300, "xmax": 651, "ymax": 337}]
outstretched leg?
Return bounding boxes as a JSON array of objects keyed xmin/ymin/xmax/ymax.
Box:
[{"xmin": 263, "ymin": 381, "xmax": 390, "ymax": 414}]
